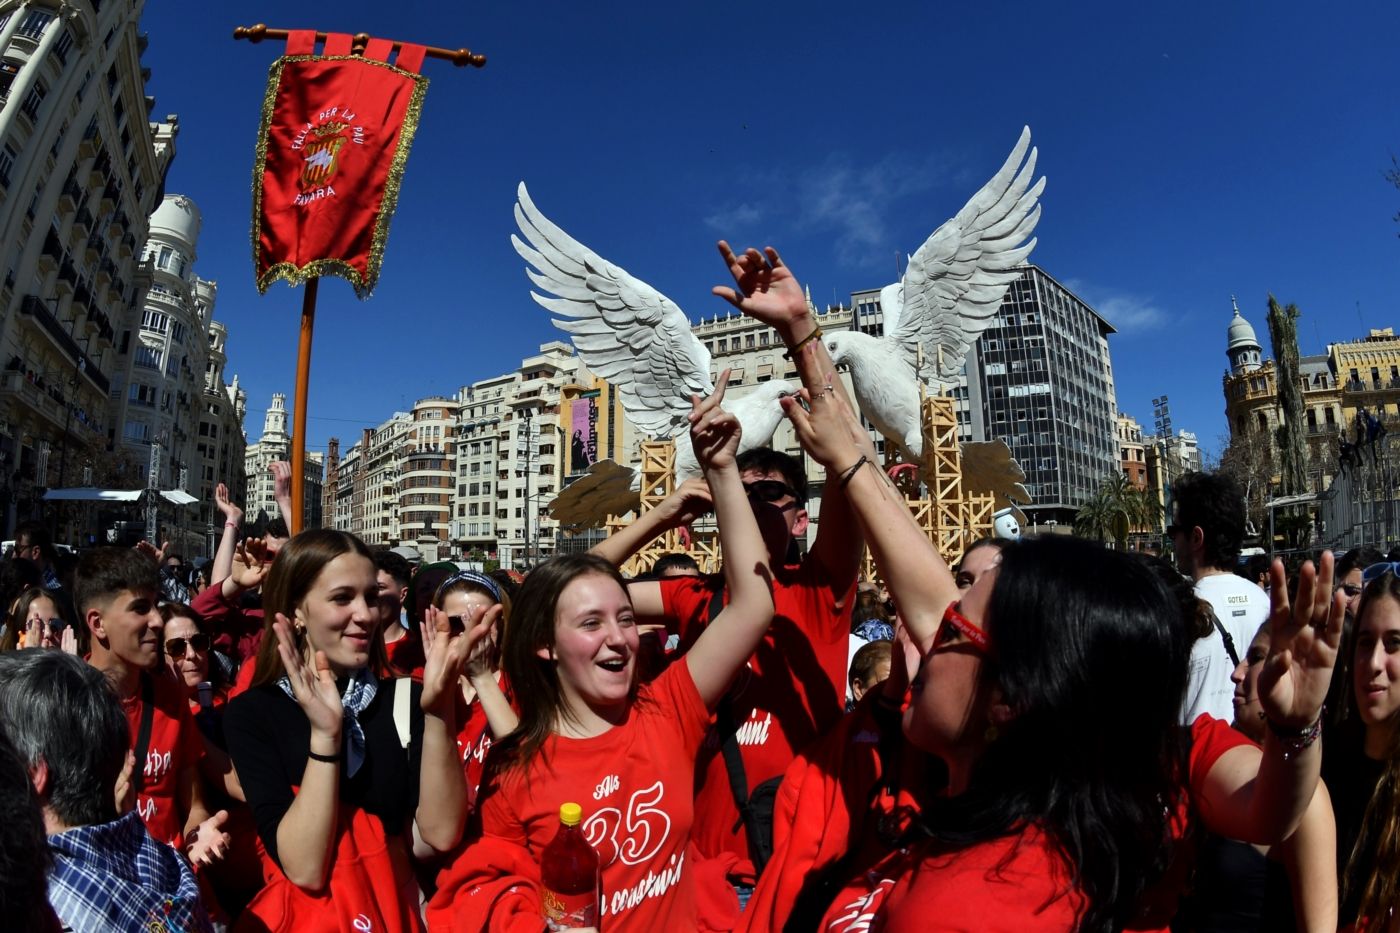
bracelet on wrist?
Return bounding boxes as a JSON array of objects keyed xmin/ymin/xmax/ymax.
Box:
[
  {"xmin": 782, "ymin": 325, "xmax": 823, "ymax": 360},
  {"xmin": 306, "ymin": 747, "xmax": 341, "ymax": 764},
  {"xmin": 224, "ymin": 521, "xmax": 239, "ymax": 529},
  {"xmin": 838, "ymin": 455, "xmax": 870, "ymax": 489},
  {"xmin": 1265, "ymin": 708, "xmax": 1324, "ymax": 761}
]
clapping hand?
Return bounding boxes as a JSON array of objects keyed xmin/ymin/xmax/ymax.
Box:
[
  {"xmin": 214, "ymin": 482, "xmax": 243, "ymax": 526},
  {"xmin": 689, "ymin": 370, "xmax": 740, "ymax": 474},
  {"xmin": 421, "ymin": 604, "xmax": 495, "ymax": 716},
  {"xmin": 1260, "ymin": 554, "xmax": 1346, "ymax": 730},
  {"xmin": 231, "ymin": 537, "xmax": 274, "ymax": 591},
  {"xmin": 185, "ymin": 810, "xmax": 231, "ymax": 867},
  {"xmin": 272, "ymin": 615, "xmax": 343, "ymax": 741}
]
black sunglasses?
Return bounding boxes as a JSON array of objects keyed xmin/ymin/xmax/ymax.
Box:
[
  {"xmin": 165, "ymin": 633, "xmax": 210, "ymax": 658},
  {"xmin": 743, "ymin": 480, "xmax": 798, "ymax": 504},
  {"xmin": 44, "ymin": 618, "xmax": 65, "ymax": 635}
]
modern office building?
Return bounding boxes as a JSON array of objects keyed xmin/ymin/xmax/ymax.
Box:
[
  {"xmin": 961, "ymin": 265, "xmax": 1119, "ymax": 528},
  {"xmin": 0, "ymin": 0, "xmax": 176, "ymax": 535}
]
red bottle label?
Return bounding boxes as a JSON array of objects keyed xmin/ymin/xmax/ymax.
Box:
[{"xmin": 543, "ymin": 887, "xmax": 598, "ymax": 930}]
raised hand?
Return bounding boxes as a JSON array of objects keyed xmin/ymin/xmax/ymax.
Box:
[
  {"xmin": 22, "ymin": 614, "xmax": 41, "ymax": 649},
  {"xmin": 270, "ymin": 461, "xmax": 292, "ymax": 500},
  {"xmin": 712, "ymin": 242, "xmax": 809, "ymax": 331},
  {"xmin": 214, "ymin": 482, "xmax": 243, "ymax": 525},
  {"xmin": 272, "ymin": 615, "xmax": 343, "ymax": 740},
  {"xmin": 421, "ymin": 605, "xmax": 493, "ymax": 715},
  {"xmin": 1259, "ymin": 554, "xmax": 1346, "ymax": 729},
  {"xmin": 653, "ymin": 477, "xmax": 715, "ymax": 530},
  {"xmin": 463, "ymin": 604, "xmax": 503, "ymax": 681},
  {"xmin": 230, "ymin": 537, "xmax": 273, "ymax": 591},
  {"xmin": 59, "ymin": 625, "xmax": 78, "ymax": 655},
  {"xmin": 185, "ymin": 809, "xmax": 231, "ymax": 867},
  {"xmin": 689, "ymin": 369, "xmax": 740, "ymax": 474},
  {"xmin": 134, "ymin": 539, "xmax": 168, "ymax": 565},
  {"xmin": 782, "ymin": 382, "xmax": 868, "ymax": 471},
  {"xmin": 114, "ymin": 750, "xmax": 137, "ymax": 814}
]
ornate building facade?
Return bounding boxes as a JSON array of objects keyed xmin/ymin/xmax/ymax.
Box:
[{"xmin": 0, "ymin": 0, "xmax": 175, "ymax": 536}]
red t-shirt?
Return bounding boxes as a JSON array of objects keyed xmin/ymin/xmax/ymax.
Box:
[
  {"xmin": 659, "ymin": 559, "xmax": 855, "ymax": 881},
  {"xmin": 818, "ymin": 714, "xmax": 1254, "ymax": 932},
  {"xmin": 454, "ymin": 672, "xmax": 514, "ymax": 805},
  {"xmin": 476, "ymin": 658, "xmax": 711, "ymax": 931},
  {"xmin": 122, "ymin": 669, "xmax": 205, "ymax": 848},
  {"xmin": 384, "ymin": 627, "xmax": 426, "ymax": 680}
]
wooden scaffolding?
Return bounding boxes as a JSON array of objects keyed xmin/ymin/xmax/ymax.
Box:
[{"xmin": 609, "ymin": 395, "xmax": 994, "ymax": 580}]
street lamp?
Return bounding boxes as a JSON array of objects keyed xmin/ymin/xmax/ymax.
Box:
[{"xmin": 521, "ymin": 405, "xmax": 533, "ymax": 569}]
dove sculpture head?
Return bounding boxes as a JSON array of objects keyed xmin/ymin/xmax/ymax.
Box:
[{"xmin": 824, "ymin": 333, "xmax": 852, "ymax": 367}]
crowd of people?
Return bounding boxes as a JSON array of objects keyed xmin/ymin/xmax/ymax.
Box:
[{"xmin": 0, "ymin": 243, "xmax": 1395, "ymax": 932}]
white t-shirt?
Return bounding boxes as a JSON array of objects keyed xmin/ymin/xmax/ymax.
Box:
[{"xmin": 1180, "ymin": 572, "xmax": 1269, "ymax": 724}]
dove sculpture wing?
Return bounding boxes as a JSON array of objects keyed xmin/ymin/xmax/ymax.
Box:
[
  {"xmin": 512, "ymin": 182, "xmax": 712, "ymax": 439},
  {"xmin": 887, "ymin": 126, "xmax": 1045, "ymax": 387}
]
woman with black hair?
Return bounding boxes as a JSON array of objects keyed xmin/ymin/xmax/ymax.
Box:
[{"xmin": 746, "ymin": 385, "xmax": 1342, "ymax": 933}]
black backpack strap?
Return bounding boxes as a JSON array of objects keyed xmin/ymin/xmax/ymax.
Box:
[
  {"xmin": 131, "ymin": 673, "xmax": 156, "ymax": 794},
  {"xmin": 707, "ymin": 584, "xmax": 750, "ymax": 825},
  {"xmin": 1208, "ymin": 608, "xmax": 1240, "ymax": 668}
]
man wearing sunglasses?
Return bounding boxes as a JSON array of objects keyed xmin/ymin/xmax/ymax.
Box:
[
  {"xmin": 592, "ymin": 244, "xmax": 869, "ymax": 910},
  {"xmin": 1169, "ymin": 472, "xmax": 1269, "ymax": 725}
]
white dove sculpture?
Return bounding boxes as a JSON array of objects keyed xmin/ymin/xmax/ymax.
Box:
[
  {"xmin": 512, "ymin": 182, "xmax": 795, "ymax": 526},
  {"xmin": 824, "ymin": 126, "xmax": 1044, "ymax": 463}
]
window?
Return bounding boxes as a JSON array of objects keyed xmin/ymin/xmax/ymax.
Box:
[
  {"xmin": 53, "ymin": 29, "xmax": 74, "ymax": 64},
  {"xmin": 157, "ymin": 246, "xmax": 172, "ymax": 269},
  {"xmin": 17, "ymin": 10, "xmax": 52, "ymax": 40},
  {"xmin": 0, "ymin": 61, "xmax": 19, "ymax": 99},
  {"xmin": 123, "ymin": 420, "xmax": 150, "ymax": 442},
  {"xmin": 129, "ymin": 383, "xmax": 156, "ymax": 407},
  {"xmin": 133, "ymin": 345, "xmax": 162, "ymax": 370},
  {"xmin": 19, "ymin": 79, "xmax": 44, "ymax": 121},
  {"xmin": 141, "ymin": 309, "xmax": 168, "ymax": 333},
  {"xmin": 0, "ymin": 144, "xmax": 15, "ymax": 188}
]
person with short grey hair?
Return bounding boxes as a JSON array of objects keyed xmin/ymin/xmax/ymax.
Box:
[{"xmin": 0, "ymin": 650, "xmax": 211, "ymax": 932}]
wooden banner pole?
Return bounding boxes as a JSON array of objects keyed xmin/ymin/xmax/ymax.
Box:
[
  {"xmin": 233, "ymin": 24, "xmax": 486, "ymax": 67},
  {"xmin": 290, "ymin": 277, "xmax": 318, "ymax": 535}
]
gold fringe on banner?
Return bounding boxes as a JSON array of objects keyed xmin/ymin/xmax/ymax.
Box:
[{"xmin": 250, "ymin": 54, "xmax": 429, "ymax": 299}]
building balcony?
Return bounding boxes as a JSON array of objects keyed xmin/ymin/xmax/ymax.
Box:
[
  {"xmin": 18, "ymin": 296, "xmax": 109, "ymax": 395},
  {"xmin": 58, "ymin": 179, "xmax": 84, "ymax": 214}
]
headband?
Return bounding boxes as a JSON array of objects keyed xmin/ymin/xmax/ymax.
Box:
[{"xmin": 435, "ymin": 569, "xmax": 502, "ymax": 604}]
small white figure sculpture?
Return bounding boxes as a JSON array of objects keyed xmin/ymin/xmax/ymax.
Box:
[{"xmin": 993, "ymin": 507, "xmax": 1022, "ymax": 541}]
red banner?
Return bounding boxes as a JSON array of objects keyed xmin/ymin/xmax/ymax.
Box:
[{"xmin": 252, "ymin": 32, "xmax": 428, "ymax": 298}]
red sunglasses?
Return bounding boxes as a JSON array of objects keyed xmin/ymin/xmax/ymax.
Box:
[{"xmin": 934, "ymin": 601, "xmax": 991, "ymax": 653}]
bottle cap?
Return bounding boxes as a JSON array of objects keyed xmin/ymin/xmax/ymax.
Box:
[{"xmin": 559, "ymin": 802, "xmax": 582, "ymax": 826}]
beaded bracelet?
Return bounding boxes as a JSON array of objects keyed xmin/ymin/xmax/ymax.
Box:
[
  {"xmin": 782, "ymin": 325, "xmax": 823, "ymax": 360},
  {"xmin": 1266, "ymin": 708, "xmax": 1324, "ymax": 761}
]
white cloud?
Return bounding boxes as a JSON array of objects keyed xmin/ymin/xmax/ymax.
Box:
[
  {"xmin": 701, "ymin": 148, "xmax": 960, "ymax": 268},
  {"xmin": 1064, "ymin": 279, "xmax": 1168, "ymax": 335},
  {"xmin": 702, "ymin": 202, "xmax": 762, "ymax": 230}
]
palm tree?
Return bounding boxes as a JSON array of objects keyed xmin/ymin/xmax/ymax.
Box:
[
  {"xmin": 1074, "ymin": 487, "xmax": 1114, "ymax": 543},
  {"xmin": 1076, "ymin": 473, "xmax": 1162, "ymax": 549}
]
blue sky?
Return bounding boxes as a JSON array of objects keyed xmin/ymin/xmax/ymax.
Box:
[{"xmin": 141, "ymin": 1, "xmax": 1400, "ymax": 460}]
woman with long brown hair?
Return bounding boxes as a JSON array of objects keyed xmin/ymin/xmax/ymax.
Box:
[
  {"xmin": 1330, "ymin": 564, "xmax": 1400, "ymax": 931},
  {"xmin": 224, "ymin": 528, "xmax": 482, "ymax": 932},
  {"xmin": 430, "ymin": 376, "xmax": 775, "ymax": 932}
]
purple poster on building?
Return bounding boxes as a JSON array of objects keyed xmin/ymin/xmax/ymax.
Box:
[{"xmin": 570, "ymin": 395, "xmax": 598, "ymax": 475}]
